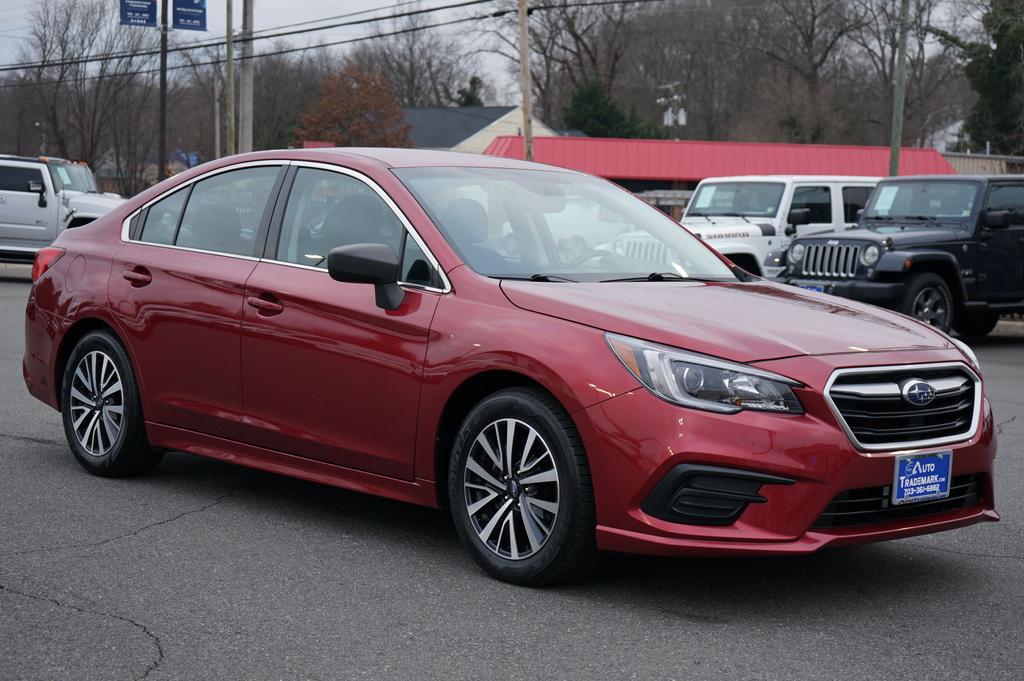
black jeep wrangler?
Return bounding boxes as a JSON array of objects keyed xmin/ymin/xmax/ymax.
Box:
[{"xmin": 781, "ymin": 175, "xmax": 1024, "ymax": 336}]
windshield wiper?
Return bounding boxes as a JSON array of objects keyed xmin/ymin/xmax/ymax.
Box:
[
  {"xmin": 600, "ymin": 272, "xmax": 732, "ymax": 283},
  {"xmin": 500, "ymin": 274, "xmax": 578, "ymax": 282},
  {"xmin": 715, "ymin": 212, "xmax": 753, "ymax": 224}
]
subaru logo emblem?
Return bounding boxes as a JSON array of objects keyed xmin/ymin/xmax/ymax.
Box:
[{"xmin": 902, "ymin": 379, "xmax": 936, "ymax": 406}]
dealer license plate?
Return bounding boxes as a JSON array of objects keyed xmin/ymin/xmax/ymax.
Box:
[
  {"xmin": 892, "ymin": 451, "xmax": 952, "ymax": 505},
  {"xmin": 798, "ymin": 284, "xmax": 824, "ymax": 293}
]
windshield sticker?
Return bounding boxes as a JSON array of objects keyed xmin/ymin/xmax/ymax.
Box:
[
  {"xmin": 56, "ymin": 166, "xmax": 72, "ymax": 186},
  {"xmin": 693, "ymin": 186, "xmax": 715, "ymax": 209},
  {"xmin": 874, "ymin": 185, "xmax": 897, "ymax": 212}
]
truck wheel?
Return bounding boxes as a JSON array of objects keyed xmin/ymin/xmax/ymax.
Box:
[
  {"xmin": 953, "ymin": 311, "xmax": 1000, "ymax": 338},
  {"xmin": 900, "ymin": 272, "xmax": 953, "ymax": 332}
]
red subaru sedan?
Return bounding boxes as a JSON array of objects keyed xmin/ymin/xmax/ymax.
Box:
[{"xmin": 24, "ymin": 149, "xmax": 998, "ymax": 584}]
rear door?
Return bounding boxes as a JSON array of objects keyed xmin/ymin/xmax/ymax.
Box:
[
  {"xmin": 840, "ymin": 185, "xmax": 873, "ymax": 227},
  {"xmin": 239, "ymin": 163, "xmax": 444, "ymax": 479},
  {"xmin": 109, "ymin": 162, "xmax": 285, "ymax": 440},
  {"xmin": 0, "ymin": 161, "xmax": 57, "ymax": 251}
]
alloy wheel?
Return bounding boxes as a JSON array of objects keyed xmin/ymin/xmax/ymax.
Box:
[
  {"xmin": 462, "ymin": 418, "xmax": 560, "ymax": 560},
  {"xmin": 911, "ymin": 286, "xmax": 949, "ymax": 328},
  {"xmin": 68, "ymin": 350, "xmax": 124, "ymax": 457}
]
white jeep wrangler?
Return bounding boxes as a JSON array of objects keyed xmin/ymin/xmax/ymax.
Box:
[
  {"xmin": 681, "ymin": 175, "xmax": 879, "ymax": 278},
  {"xmin": 0, "ymin": 155, "xmax": 124, "ymax": 263}
]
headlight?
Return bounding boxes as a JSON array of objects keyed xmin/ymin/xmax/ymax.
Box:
[
  {"xmin": 606, "ymin": 333, "xmax": 804, "ymax": 414},
  {"xmin": 789, "ymin": 243, "xmax": 805, "ymax": 264},
  {"xmin": 950, "ymin": 336, "xmax": 980, "ymax": 370},
  {"xmin": 861, "ymin": 244, "xmax": 880, "ymax": 266}
]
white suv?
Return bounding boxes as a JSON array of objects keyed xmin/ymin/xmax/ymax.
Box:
[
  {"xmin": 0, "ymin": 155, "xmax": 124, "ymax": 263},
  {"xmin": 681, "ymin": 175, "xmax": 879, "ymax": 278}
]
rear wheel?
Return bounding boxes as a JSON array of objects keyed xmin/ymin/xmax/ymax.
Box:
[
  {"xmin": 900, "ymin": 272, "xmax": 953, "ymax": 332},
  {"xmin": 953, "ymin": 311, "xmax": 1000, "ymax": 338},
  {"xmin": 448, "ymin": 387, "xmax": 597, "ymax": 586},
  {"xmin": 61, "ymin": 330, "xmax": 163, "ymax": 477}
]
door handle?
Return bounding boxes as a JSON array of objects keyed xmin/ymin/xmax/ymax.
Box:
[
  {"xmin": 246, "ymin": 294, "xmax": 284, "ymax": 316},
  {"xmin": 123, "ymin": 268, "xmax": 152, "ymax": 286}
]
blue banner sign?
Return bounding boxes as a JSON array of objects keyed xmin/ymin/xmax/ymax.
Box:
[
  {"xmin": 173, "ymin": 0, "xmax": 207, "ymax": 31},
  {"xmin": 119, "ymin": 0, "xmax": 157, "ymax": 27}
]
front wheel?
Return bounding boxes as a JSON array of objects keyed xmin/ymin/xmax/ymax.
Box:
[
  {"xmin": 448, "ymin": 387, "xmax": 597, "ymax": 586},
  {"xmin": 900, "ymin": 272, "xmax": 953, "ymax": 332},
  {"xmin": 61, "ymin": 330, "xmax": 163, "ymax": 477}
]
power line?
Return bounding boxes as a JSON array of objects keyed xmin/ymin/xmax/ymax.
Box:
[{"xmin": 0, "ymin": 0, "xmax": 500, "ymax": 72}]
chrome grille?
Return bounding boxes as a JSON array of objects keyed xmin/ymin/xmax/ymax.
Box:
[
  {"xmin": 801, "ymin": 243, "xmax": 860, "ymax": 278},
  {"xmin": 825, "ymin": 363, "xmax": 981, "ymax": 451}
]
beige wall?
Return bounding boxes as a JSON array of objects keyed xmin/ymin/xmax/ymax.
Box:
[
  {"xmin": 943, "ymin": 153, "xmax": 1024, "ymax": 175},
  {"xmin": 453, "ymin": 107, "xmax": 557, "ymax": 154}
]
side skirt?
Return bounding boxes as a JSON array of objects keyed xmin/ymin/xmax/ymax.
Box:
[{"xmin": 146, "ymin": 422, "xmax": 439, "ymax": 508}]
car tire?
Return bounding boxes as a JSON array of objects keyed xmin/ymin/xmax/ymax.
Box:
[
  {"xmin": 900, "ymin": 272, "xmax": 953, "ymax": 332},
  {"xmin": 60, "ymin": 330, "xmax": 163, "ymax": 477},
  {"xmin": 448, "ymin": 387, "xmax": 598, "ymax": 586},
  {"xmin": 953, "ymin": 311, "xmax": 1000, "ymax": 339}
]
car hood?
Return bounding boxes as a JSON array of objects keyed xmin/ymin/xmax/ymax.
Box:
[
  {"xmin": 809, "ymin": 226, "xmax": 965, "ymax": 246},
  {"xmin": 64, "ymin": 191, "xmax": 125, "ymax": 216},
  {"xmin": 499, "ymin": 280, "xmax": 951, "ymax": 363}
]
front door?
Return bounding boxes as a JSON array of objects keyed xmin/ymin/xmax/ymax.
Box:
[
  {"xmin": 239, "ymin": 165, "xmax": 443, "ymax": 480},
  {"xmin": 0, "ymin": 162, "xmax": 56, "ymax": 251},
  {"xmin": 978, "ymin": 182, "xmax": 1024, "ymax": 300},
  {"xmin": 109, "ymin": 163, "xmax": 283, "ymax": 440}
]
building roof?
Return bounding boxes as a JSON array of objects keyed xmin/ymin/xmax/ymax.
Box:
[
  {"xmin": 402, "ymin": 106, "xmax": 516, "ymax": 149},
  {"xmin": 484, "ymin": 136, "xmax": 956, "ymax": 180}
]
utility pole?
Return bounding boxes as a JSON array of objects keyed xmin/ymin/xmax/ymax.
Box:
[
  {"xmin": 157, "ymin": 0, "xmax": 168, "ymax": 181},
  {"xmin": 225, "ymin": 0, "xmax": 236, "ymax": 157},
  {"xmin": 889, "ymin": 0, "xmax": 911, "ymax": 176},
  {"xmin": 238, "ymin": 0, "xmax": 254, "ymax": 153},
  {"xmin": 213, "ymin": 76, "xmax": 221, "ymax": 159},
  {"xmin": 517, "ymin": 0, "xmax": 534, "ymax": 161}
]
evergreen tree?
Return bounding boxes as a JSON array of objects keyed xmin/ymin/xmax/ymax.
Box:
[
  {"xmin": 563, "ymin": 81, "xmax": 638, "ymax": 138},
  {"xmin": 455, "ymin": 76, "xmax": 485, "ymax": 107}
]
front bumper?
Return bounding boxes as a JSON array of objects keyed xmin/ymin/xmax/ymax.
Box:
[
  {"xmin": 575, "ymin": 349, "xmax": 998, "ymax": 557},
  {"xmin": 783, "ymin": 277, "xmax": 903, "ymax": 307}
]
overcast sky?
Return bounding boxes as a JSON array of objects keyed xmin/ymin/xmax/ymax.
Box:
[{"xmin": 0, "ymin": 0, "xmax": 515, "ymax": 99}]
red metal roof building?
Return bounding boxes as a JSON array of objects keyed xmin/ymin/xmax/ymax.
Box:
[{"xmin": 484, "ymin": 135, "xmax": 955, "ymax": 182}]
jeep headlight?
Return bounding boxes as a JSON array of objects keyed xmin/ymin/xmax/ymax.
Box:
[
  {"xmin": 789, "ymin": 242, "xmax": 806, "ymax": 265},
  {"xmin": 861, "ymin": 244, "xmax": 880, "ymax": 266},
  {"xmin": 606, "ymin": 333, "xmax": 804, "ymax": 414}
]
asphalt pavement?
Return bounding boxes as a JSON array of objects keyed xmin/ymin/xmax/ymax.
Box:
[{"xmin": 1, "ymin": 268, "xmax": 1021, "ymax": 681}]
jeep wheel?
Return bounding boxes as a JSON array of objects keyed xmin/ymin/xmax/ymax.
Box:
[
  {"xmin": 900, "ymin": 273, "xmax": 953, "ymax": 332},
  {"xmin": 953, "ymin": 311, "xmax": 1000, "ymax": 338}
]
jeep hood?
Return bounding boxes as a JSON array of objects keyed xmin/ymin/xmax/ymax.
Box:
[
  {"xmin": 499, "ymin": 280, "xmax": 952, "ymax": 363},
  {"xmin": 839, "ymin": 226, "xmax": 965, "ymax": 246}
]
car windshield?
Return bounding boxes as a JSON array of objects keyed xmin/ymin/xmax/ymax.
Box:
[
  {"xmin": 395, "ymin": 167, "xmax": 737, "ymax": 282},
  {"xmin": 47, "ymin": 161, "xmax": 99, "ymax": 193},
  {"xmin": 863, "ymin": 180, "xmax": 980, "ymax": 225},
  {"xmin": 686, "ymin": 182, "xmax": 785, "ymax": 218}
]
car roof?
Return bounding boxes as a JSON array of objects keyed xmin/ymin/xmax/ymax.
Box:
[
  {"xmin": 881, "ymin": 174, "xmax": 1024, "ymax": 183},
  {"xmin": 287, "ymin": 147, "xmax": 579, "ymax": 173},
  {"xmin": 696, "ymin": 175, "xmax": 880, "ymax": 183}
]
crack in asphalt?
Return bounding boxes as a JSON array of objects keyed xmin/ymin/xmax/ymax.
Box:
[
  {"xmin": 995, "ymin": 414, "xmax": 1019, "ymax": 435},
  {"xmin": 905, "ymin": 542, "xmax": 1023, "ymax": 561},
  {"xmin": 0, "ymin": 582, "xmax": 164, "ymax": 680},
  {"xmin": 0, "ymin": 431, "xmax": 65, "ymax": 447},
  {"xmin": 6, "ymin": 479, "xmax": 250, "ymax": 559}
]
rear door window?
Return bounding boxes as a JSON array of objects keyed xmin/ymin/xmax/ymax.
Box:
[
  {"xmin": 792, "ymin": 186, "xmax": 832, "ymax": 223},
  {"xmin": 175, "ymin": 166, "xmax": 280, "ymax": 256},
  {"xmin": 0, "ymin": 165, "xmax": 44, "ymax": 192},
  {"xmin": 139, "ymin": 188, "xmax": 188, "ymax": 245},
  {"xmin": 842, "ymin": 186, "xmax": 872, "ymax": 223}
]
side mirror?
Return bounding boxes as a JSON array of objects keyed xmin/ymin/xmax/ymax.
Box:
[
  {"xmin": 983, "ymin": 210, "xmax": 1011, "ymax": 229},
  {"xmin": 327, "ymin": 243, "xmax": 405, "ymax": 311},
  {"xmin": 28, "ymin": 180, "xmax": 46, "ymax": 208},
  {"xmin": 787, "ymin": 208, "xmax": 812, "ymax": 226},
  {"xmin": 855, "ymin": 208, "xmax": 865, "ymax": 221}
]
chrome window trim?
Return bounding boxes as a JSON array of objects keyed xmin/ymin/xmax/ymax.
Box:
[
  {"xmin": 823, "ymin": 361, "xmax": 982, "ymax": 454},
  {"xmin": 282, "ymin": 160, "xmax": 451, "ymax": 293},
  {"xmin": 119, "ymin": 159, "xmax": 286, "ymax": 246}
]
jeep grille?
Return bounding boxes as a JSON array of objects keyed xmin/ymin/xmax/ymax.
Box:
[{"xmin": 801, "ymin": 243, "xmax": 860, "ymax": 278}]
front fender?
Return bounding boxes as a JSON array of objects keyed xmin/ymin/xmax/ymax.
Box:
[{"xmin": 876, "ymin": 249, "xmax": 966, "ymax": 300}]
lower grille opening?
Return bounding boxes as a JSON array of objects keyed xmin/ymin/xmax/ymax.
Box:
[
  {"xmin": 642, "ymin": 464, "xmax": 794, "ymax": 526},
  {"xmin": 812, "ymin": 473, "xmax": 984, "ymax": 529}
]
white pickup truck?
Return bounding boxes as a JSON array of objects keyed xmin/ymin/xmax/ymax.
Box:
[
  {"xmin": 0, "ymin": 155, "xmax": 125, "ymax": 263},
  {"xmin": 680, "ymin": 175, "xmax": 879, "ymax": 278}
]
